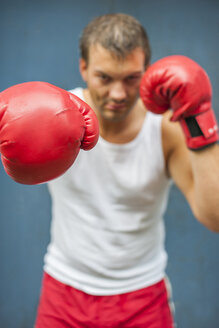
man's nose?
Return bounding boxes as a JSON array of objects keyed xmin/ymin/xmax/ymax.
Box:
[{"xmin": 109, "ymin": 82, "xmax": 127, "ymax": 102}]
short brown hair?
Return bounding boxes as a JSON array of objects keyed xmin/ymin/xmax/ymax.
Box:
[{"xmin": 79, "ymin": 13, "xmax": 151, "ymax": 67}]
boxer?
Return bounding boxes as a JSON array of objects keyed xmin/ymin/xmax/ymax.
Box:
[{"xmin": 1, "ymin": 13, "xmax": 219, "ymax": 328}]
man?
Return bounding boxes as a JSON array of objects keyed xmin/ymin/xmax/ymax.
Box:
[{"xmin": 1, "ymin": 13, "xmax": 218, "ymax": 328}]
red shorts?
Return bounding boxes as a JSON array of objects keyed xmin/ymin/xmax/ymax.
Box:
[{"xmin": 35, "ymin": 272, "xmax": 175, "ymax": 328}]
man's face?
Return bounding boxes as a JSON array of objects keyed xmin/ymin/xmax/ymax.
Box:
[{"xmin": 80, "ymin": 44, "xmax": 146, "ymax": 123}]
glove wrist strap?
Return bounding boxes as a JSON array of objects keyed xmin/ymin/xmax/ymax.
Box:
[{"xmin": 180, "ymin": 109, "xmax": 219, "ymax": 150}]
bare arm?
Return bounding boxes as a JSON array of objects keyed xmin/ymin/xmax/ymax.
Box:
[{"xmin": 163, "ymin": 111, "xmax": 219, "ymax": 232}]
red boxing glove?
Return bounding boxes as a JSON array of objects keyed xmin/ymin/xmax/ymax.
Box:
[
  {"xmin": 140, "ymin": 55, "xmax": 218, "ymax": 150},
  {"xmin": 0, "ymin": 81, "xmax": 99, "ymax": 184}
]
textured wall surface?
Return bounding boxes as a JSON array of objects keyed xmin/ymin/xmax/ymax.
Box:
[{"xmin": 0, "ymin": 1, "xmax": 219, "ymax": 327}]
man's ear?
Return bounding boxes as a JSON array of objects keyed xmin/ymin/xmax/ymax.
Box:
[{"xmin": 79, "ymin": 58, "xmax": 88, "ymax": 82}]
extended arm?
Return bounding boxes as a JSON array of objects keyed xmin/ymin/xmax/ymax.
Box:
[{"xmin": 0, "ymin": 82, "xmax": 99, "ymax": 184}]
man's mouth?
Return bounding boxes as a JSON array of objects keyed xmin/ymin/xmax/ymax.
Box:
[{"xmin": 105, "ymin": 103, "xmax": 126, "ymax": 110}]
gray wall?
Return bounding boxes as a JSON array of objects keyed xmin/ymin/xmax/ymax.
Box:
[{"xmin": 0, "ymin": 0, "xmax": 219, "ymax": 327}]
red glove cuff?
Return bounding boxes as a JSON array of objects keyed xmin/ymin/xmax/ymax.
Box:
[{"xmin": 179, "ymin": 109, "xmax": 219, "ymax": 150}]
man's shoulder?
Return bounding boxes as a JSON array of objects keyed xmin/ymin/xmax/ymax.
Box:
[
  {"xmin": 162, "ymin": 111, "xmax": 184, "ymax": 145},
  {"xmin": 162, "ymin": 110, "xmax": 187, "ymax": 170},
  {"xmin": 68, "ymin": 87, "xmax": 84, "ymax": 100}
]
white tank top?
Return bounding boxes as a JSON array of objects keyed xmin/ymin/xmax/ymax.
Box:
[{"xmin": 44, "ymin": 88, "xmax": 172, "ymax": 295}]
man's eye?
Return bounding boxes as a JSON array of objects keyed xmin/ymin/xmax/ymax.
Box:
[
  {"xmin": 99, "ymin": 75, "xmax": 110, "ymax": 82},
  {"xmin": 126, "ymin": 76, "xmax": 140, "ymax": 83}
]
